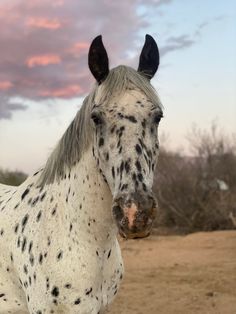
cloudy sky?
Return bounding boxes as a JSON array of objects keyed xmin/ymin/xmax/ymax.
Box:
[{"xmin": 0, "ymin": 0, "xmax": 235, "ymax": 174}]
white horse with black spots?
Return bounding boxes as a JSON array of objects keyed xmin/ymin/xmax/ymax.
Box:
[{"xmin": 0, "ymin": 34, "xmax": 163, "ymax": 314}]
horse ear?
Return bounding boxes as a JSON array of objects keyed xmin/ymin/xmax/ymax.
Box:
[
  {"xmin": 137, "ymin": 34, "xmax": 159, "ymax": 80},
  {"xmin": 88, "ymin": 35, "xmax": 109, "ymax": 84}
]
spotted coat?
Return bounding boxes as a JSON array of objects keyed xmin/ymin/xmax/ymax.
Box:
[
  {"xmin": 0, "ymin": 34, "xmax": 162, "ymax": 314},
  {"xmin": 0, "ymin": 153, "xmax": 123, "ymax": 313}
]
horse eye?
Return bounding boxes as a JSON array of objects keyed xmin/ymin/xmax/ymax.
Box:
[
  {"xmin": 154, "ymin": 113, "xmax": 163, "ymax": 124},
  {"xmin": 91, "ymin": 112, "xmax": 103, "ymax": 125}
]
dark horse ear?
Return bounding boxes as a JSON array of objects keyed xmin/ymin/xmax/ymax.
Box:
[
  {"xmin": 88, "ymin": 35, "xmax": 109, "ymax": 84},
  {"xmin": 138, "ymin": 34, "xmax": 159, "ymax": 80}
]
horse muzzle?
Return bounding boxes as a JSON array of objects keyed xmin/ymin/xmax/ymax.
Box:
[{"xmin": 112, "ymin": 193, "xmax": 157, "ymax": 239}]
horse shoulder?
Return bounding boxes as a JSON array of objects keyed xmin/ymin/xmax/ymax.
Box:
[{"xmin": 101, "ymin": 238, "xmax": 124, "ymax": 309}]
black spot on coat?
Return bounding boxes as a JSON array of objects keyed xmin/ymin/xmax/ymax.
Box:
[{"xmin": 21, "ymin": 188, "xmax": 30, "ymax": 200}]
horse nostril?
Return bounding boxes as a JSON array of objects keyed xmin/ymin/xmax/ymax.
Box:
[
  {"xmin": 138, "ymin": 196, "xmax": 155, "ymax": 212},
  {"xmin": 112, "ymin": 204, "xmax": 124, "ymax": 221},
  {"xmin": 119, "ymin": 224, "xmax": 125, "ymax": 231}
]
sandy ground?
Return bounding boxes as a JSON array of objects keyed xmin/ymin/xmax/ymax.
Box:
[{"xmin": 109, "ymin": 230, "xmax": 236, "ymax": 314}]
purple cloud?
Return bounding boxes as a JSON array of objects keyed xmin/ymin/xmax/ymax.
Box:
[
  {"xmin": 0, "ymin": 99, "xmax": 27, "ymax": 119},
  {"xmin": 161, "ymin": 35, "xmax": 195, "ymax": 56},
  {"xmin": 0, "ymin": 0, "xmax": 176, "ymax": 119}
]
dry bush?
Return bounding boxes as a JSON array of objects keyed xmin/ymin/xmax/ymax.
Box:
[
  {"xmin": 0, "ymin": 168, "xmax": 27, "ymax": 186},
  {"xmin": 153, "ymin": 123, "xmax": 236, "ymax": 232}
]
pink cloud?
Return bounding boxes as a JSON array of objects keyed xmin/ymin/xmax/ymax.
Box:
[
  {"xmin": 73, "ymin": 42, "xmax": 89, "ymax": 51},
  {"xmin": 52, "ymin": 0, "xmax": 65, "ymax": 6},
  {"xmin": 26, "ymin": 17, "xmax": 62, "ymax": 30},
  {"xmin": 0, "ymin": 0, "xmax": 174, "ymax": 119},
  {"xmin": 25, "ymin": 0, "xmax": 64, "ymax": 9},
  {"xmin": 0, "ymin": 81, "xmax": 13, "ymax": 90},
  {"xmin": 0, "ymin": 7, "xmax": 20, "ymax": 23},
  {"xmin": 68, "ymin": 42, "xmax": 89, "ymax": 57},
  {"xmin": 26, "ymin": 54, "xmax": 61, "ymax": 67},
  {"xmin": 40, "ymin": 84, "xmax": 82, "ymax": 98}
]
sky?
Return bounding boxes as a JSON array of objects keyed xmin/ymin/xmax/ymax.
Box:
[{"xmin": 0, "ymin": 0, "xmax": 235, "ymax": 174}]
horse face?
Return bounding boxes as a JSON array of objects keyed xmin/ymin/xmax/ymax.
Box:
[
  {"xmin": 89, "ymin": 35, "xmax": 162, "ymax": 239},
  {"xmin": 91, "ymin": 87, "xmax": 162, "ymax": 238}
]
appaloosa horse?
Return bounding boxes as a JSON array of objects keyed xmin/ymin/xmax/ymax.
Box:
[{"xmin": 0, "ymin": 34, "xmax": 163, "ymax": 313}]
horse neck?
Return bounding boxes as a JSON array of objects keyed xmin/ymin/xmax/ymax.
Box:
[{"xmin": 56, "ymin": 145, "xmax": 117, "ymax": 245}]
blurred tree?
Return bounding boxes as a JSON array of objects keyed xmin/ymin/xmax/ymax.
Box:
[
  {"xmin": 153, "ymin": 122, "xmax": 236, "ymax": 232},
  {"xmin": 0, "ymin": 168, "xmax": 27, "ymax": 186}
]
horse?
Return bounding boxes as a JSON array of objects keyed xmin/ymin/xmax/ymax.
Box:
[{"xmin": 0, "ymin": 34, "xmax": 163, "ymax": 314}]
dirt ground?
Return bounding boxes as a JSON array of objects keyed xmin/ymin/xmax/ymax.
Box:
[{"xmin": 109, "ymin": 230, "xmax": 236, "ymax": 314}]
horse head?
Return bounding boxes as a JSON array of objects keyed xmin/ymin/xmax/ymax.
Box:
[{"xmin": 89, "ymin": 35, "xmax": 163, "ymax": 239}]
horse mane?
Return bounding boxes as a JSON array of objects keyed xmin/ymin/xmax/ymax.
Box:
[{"xmin": 38, "ymin": 65, "xmax": 162, "ymax": 186}]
